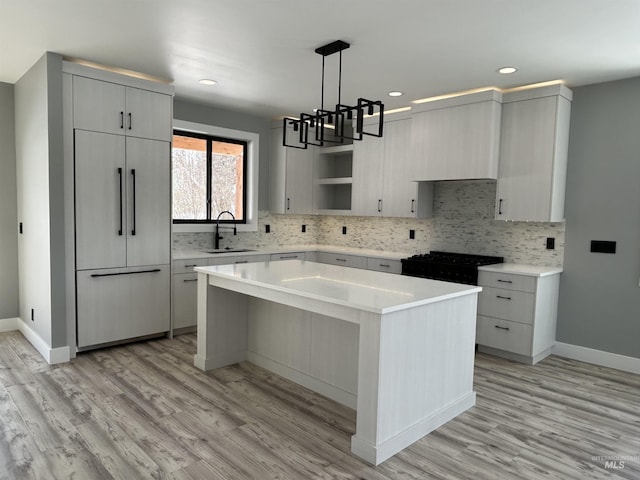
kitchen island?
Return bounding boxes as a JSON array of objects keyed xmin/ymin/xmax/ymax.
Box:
[{"xmin": 194, "ymin": 260, "xmax": 481, "ymax": 465}]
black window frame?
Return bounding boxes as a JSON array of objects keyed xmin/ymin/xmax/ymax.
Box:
[{"xmin": 172, "ymin": 129, "xmax": 248, "ymax": 224}]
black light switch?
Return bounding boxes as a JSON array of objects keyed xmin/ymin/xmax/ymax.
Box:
[
  {"xmin": 546, "ymin": 237, "xmax": 555, "ymax": 250},
  {"xmin": 265, "ymin": 224, "xmax": 271, "ymax": 233},
  {"xmin": 409, "ymin": 229, "xmax": 415, "ymax": 240},
  {"xmin": 590, "ymin": 240, "xmax": 616, "ymax": 254}
]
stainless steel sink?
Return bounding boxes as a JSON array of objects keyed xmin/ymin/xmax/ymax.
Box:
[{"xmin": 204, "ymin": 249, "xmax": 255, "ymax": 254}]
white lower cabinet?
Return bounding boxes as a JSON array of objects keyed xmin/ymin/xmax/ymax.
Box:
[
  {"xmin": 172, "ymin": 272, "xmax": 199, "ymax": 330},
  {"xmin": 317, "ymin": 252, "xmax": 368, "ymax": 269},
  {"xmin": 366, "ymin": 257, "xmax": 402, "ymax": 274},
  {"xmin": 269, "ymin": 252, "xmax": 305, "ymax": 261},
  {"xmin": 77, "ymin": 266, "xmax": 170, "ymax": 348},
  {"xmin": 171, "ymin": 253, "xmax": 271, "ymax": 332},
  {"xmin": 476, "ymin": 266, "xmax": 561, "ymax": 364}
]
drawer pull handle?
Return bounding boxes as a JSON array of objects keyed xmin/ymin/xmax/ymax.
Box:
[
  {"xmin": 336, "ymin": 258, "xmax": 347, "ymax": 262},
  {"xmin": 496, "ymin": 295, "xmax": 512, "ymax": 300},
  {"xmin": 184, "ymin": 264, "xmax": 197, "ymax": 268},
  {"xmin": 497, "ymin": 279, "xmax": 513, "ymax": 284},
  {"xmin": 235, "ymin": 260, "xmax": 248, "ymax": 264},
  {"xmin": 379, "ymin": 264, "xmax": 390, "ymax": 268},
  {"xmin": 91, "ymin": 268, "xmax": 161, "ymax": 278},
  {"xmin": 183, "ymin": 278, "xmax": 198, "ymax": 283},
  {"xmin": 279, "ymin": 255, "xmax": 298, "ymax": 259},
  {"xmin": 494, "ymin": 325, "xmax": 510, "ymax": 331}
]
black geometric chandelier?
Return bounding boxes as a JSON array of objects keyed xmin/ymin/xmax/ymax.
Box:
[{"xmin": 283, "ymin": 40, "xmax": 384, "ymax": 149}]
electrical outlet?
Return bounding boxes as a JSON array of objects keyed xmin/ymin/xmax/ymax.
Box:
[
  {"xmin": 409, "ymin": 229, "xmax": 415, "ymax": 240},
  {"xmin": 342, "ymin": 226, "xmax": 347, "ymax": 235},
  {"xmin": 265, "ymin": 224, "xmax": 271, "ymax": 233},
  {"xmin": 301, "ymin": 224, "xmax": 306, "ymax": 233},
  {"xmin": 546, "ymin": 237, "xmax": 555, "ymax": 250}
]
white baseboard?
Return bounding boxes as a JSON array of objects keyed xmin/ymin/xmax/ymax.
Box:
[
  {"xmin": 247, "ymin": 351, "xmax": 357, "ymax": 409},
  {"xmin": 552, "ymin": 342, "xmax": 640, "ymax": 375},
  {"xmin": 17, "ymin": 318, "xmax": 71, "ymax": 365},
  {"xmin": 0, "ymin": 317, "xmax": 20, "ymax": 333}
]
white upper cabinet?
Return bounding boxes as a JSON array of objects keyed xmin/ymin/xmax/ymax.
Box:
[
  {"xmin": 382, "ymin": 117, "xmax": 433, "ymax": 218},
  {"xmin": 495, "ymin": 85, "xmax": 572, "ymax": 222},
  {"xmin": 73, "ymin": 75, "xmax": 172, "ymax": 142},
  {"xmin": 352, "ymin": 114, "xmax": 433, "ymax": 218},
  {"xmin": 269, "ymin": 126, "xmax": 315, "ymax": 215},
  {"xmin": 351, "ymin": 126, "xmax": 384, "ymax": 216},
  {"xmin": 410, "ymin": 90, "xmax": 502, "ymax": 181}
]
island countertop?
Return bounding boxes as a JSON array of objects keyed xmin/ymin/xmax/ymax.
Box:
[{"xmin": 195, "ymin": 259, "xmax": 481, "ymax": 315}]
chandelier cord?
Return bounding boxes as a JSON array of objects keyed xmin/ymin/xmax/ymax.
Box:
[
  {"xmin": 338, "ymin": 50, "xmax": 342, "ymax": 107},
  {"xmin": 321, "ymin": 55, "xmax": 325, "ymax": 111}
]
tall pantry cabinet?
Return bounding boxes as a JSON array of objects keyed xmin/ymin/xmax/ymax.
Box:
[{"xmin": 63, "ymin": 63, "xmax": 174, "ymax": 349}]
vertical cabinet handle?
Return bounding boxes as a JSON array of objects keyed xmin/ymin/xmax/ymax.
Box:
[
  {"xmin": 498, "ymin": 198, "xmax": 504, "ymax": 215},
  {"xmin": 128, "ymin": 112, "xmax": 132, "ymax": 130},
  {"xmin": 120, "ymin": 111, "xmax": 124, "ymax": 129},
  {"xmin": 377, "ymin": 199, "xmax": 382, "ymax": 213},
  {"xmin": 411, "ymin": 199, "xmax": 415, "ymax": 213},
  {"xmin": 131, "ymin": 168, "xmax": 136, "ymax": 235},
  {"xmin": 118, "ymin": 167, "xmax": 123, "ymax": 235},
  {"xmin": 287, "ymin": 198, "xmax": 290, "ymax": 210}
]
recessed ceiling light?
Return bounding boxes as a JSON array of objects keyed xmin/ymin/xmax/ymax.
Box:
[
  {"xmin": 497, "ymin": 67, "xmax": 518, "ymax": 74},
  {"xmin": 199, "ymin": 79, "xmax": 218, "ymax": 86},
  {"xmin": 388, "ymin": 91, "xmax": 403, "ymax": 97}
]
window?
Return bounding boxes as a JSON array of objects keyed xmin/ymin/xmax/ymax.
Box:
[{"xmin": 172, "ymin": 130, "xmax": 247, "ymax": 223}]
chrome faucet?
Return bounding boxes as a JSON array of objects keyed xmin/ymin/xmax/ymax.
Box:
[{"xmin": 214, "ymin": 210, "xmax": 237, "ymax": 250}]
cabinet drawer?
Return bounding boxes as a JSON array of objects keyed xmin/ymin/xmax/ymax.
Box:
[
  {"xmin": 317, "ymin": 252, "xmax": 367, "ymax": 269},
  {"xmin": 206, "ymin": 254, "xmax": 271, "ymax": 265},
  {"xmin": 366, "ymin": 257, "xmax": 402, "ymax": 274},
  {"xmin": 478, "ymin": 271, "xmax": 536, "ymax": 293},
  {"xmin": 478, "ymin": 287, "xmax": 535, "ymax": 324},
  {"xmin": 77, "ymin": 265, "xmax": 170, "ymax": 348},
  {"xmin": 172, "ymin": 272, "xmax": 198, "ymax": 330},
  {"xmin": 476, "ymin": 315, "xmax": 532, "ymax": 356},
  {"xmin": 270, "ymin": 252, "xmax": 305, "ymax": 261},
  {"xmin": 172, "ymin": 258, "xmax": 213, "ymax": 274}
]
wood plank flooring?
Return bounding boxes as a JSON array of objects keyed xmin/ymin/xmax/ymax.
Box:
[{"xmin": 1, "ymin": 331, "xmax": 639, "ymax": 479}]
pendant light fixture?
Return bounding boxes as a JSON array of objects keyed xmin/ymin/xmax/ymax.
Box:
[{"xmin": 283, "ymin": 40, "xmax": 384, "ymax": 149}]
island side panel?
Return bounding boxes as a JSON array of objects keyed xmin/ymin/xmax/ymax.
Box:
[
  {"xmin": 194, "ymin": 272, "xmax": 248, "ymax": 370},
  {"xmin": 246, "ymin": 297, "xmax": 359, "ymax": 409},
  {"xmin": 352, "ymin": 293, "xmax": 478, "ymax": 465}
]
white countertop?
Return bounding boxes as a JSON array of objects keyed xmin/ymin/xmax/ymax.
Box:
[
  {"xmin": 173, "ymin": 244, "xmax": 410, "ymax": 261},
  {"xmin": 478, "ymin": 263, "xmax": 563, "ymax": 277},
  {"xmin": 195, "ymin": 260, "xmax": 481, "ymax": 315}
]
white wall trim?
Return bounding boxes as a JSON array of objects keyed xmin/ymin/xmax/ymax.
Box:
[
  {"xmin": 0, "ymin": 317, "xmax": 20, "ymax": 333},
  {"xmin": 552, "ymin": 342, "xmax": 640, "ymax": 375},
  {"xmin": 17, "ymin": 318, "xmax": 71, "ymax": 365}
]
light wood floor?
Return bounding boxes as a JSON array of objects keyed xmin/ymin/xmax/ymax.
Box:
[{"xmin": 1, "ymin": 331, "xmax": 639, "ymax": 480}]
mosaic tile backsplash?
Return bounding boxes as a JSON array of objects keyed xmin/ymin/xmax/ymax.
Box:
[{"xmin": 173, "ymin": 180, "xmax": 564, "ymax": 267}]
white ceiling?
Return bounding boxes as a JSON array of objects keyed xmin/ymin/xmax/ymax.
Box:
[{"xmin": 2, "ymin": 0, "xmax": 640, "ymax": 119}]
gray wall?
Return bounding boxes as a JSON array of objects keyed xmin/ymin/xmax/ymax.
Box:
[
  {"xmin": 14, "ymin": 52, "xmax": 66, "ymax": 347},
  {"xmin": 0, "ymin": 82, "xmax": 19, "ymax": 318},
  {"xmin": 173, "ymin": 99, "xmax": 272, "ymax": 209},
  {"xmin": 558, "ymin": 77, "xmax": 640, "ymax": 358}
]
